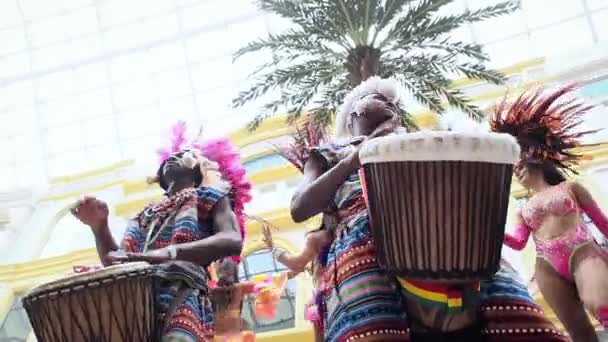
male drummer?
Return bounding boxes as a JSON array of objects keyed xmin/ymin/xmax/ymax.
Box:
[
  {"xmin": 290, "ymin": 76, "xmax": 567, "ymax": 341},
  {"xmin": 72, "ymin": 140, "xmax": 247, "ymax": 341}
]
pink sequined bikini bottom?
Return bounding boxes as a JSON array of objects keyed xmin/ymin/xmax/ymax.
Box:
[{"xmin": 534, "ymin": 223, "xmax": 603, "ymax": 280}]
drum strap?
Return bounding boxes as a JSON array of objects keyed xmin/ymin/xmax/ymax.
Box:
[{"xmin": 161, "ymin": 286, "xmax": 194, "ymax": 335}]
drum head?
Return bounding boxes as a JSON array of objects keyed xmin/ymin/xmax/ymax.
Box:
[{"xmin": 25, "ymin": 262, "xmax": 152, "ymax": 299}]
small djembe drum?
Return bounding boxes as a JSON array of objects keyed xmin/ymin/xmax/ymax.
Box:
[
  {"xmin": 23, "ymin": 262, "xmax": 158, "ymax": 342},
  {"xmin": 359, "ymin": 132, "xmax": 520, "ymax": 281}
]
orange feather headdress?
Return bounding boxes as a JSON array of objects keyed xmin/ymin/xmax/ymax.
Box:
[{"xmin": 490, "ymin": 84, "xmax": 598, "ymax": 174}]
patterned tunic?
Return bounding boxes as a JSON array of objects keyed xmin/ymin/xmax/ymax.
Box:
[
  {"xmin": 122, "ymin": 186, "xmax": 228, "ymax": 342},
  {"xmin": 314, "ymin": 143, "xmax": 567, "ymax": 342},
  {"xmin": 314, "ymin": 144, "xmax": 409, "ymax": 341}
]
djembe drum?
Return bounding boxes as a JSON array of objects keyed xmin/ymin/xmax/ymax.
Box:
[
  {"xmin": 359, "ymin": 131, "xmax": 520, "ymax": 281},
  {"xmin": 23, "ymin": 262, "xmax": 158, "ymax": 342}
]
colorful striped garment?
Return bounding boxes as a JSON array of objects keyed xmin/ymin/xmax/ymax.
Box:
[
  {"xmin": 313, "ymin": 143, "xmax": 567, "ymax": 342},
  {"xmin": 122, "ymin": 186, "xmax": 229, "ymax": 342}
]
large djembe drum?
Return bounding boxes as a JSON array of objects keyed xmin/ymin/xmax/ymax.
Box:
[
  {"xmin": 359, "ymin": 132, "xmax": 520, "ymax": 281},
  {"xmin": 23, "ymin": 262, "xmax": 158, "ymax": 342}
]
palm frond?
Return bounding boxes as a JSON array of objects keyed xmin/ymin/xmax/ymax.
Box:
[
  {"xmin": 233, "ymin": 29, "xmax": 342, "ymax": 62},
  {"xmin": 378, "ymin": 0, "xmax": 452, "ymax": 48},
  {"xmin": 399, "ymin": 108, "xmax": 419, "ymax": 132},
  {"xmin": 372, "ymin": 0, "xmax": 415, "ymax": 43},
  {"xmin": 454, "ymin": 63, "xmax": 505, "ymax": 84},
  {"xmin": 232, "ymin": 58, "xmax": 340, "ymax": 108},
  {"xmin": 418, "ymin": 40, "xmax": 488, "ymax": 62},
  {"xmin": 257, "ymin": 0, "xmax": 352, "ymax": 48},
  {"xmin": 440, "ymin": 88, "xmax": 484, "ymax": 120},
  {"xmin": 235, "ymin": 0, "xmax": 517, "ymax": 131},
  {"xmin": 384, "ymin": 1, "xmax": 518, "ymax": 49}
]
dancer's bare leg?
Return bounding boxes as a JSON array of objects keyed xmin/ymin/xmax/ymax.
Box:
[
  {"xmin": 535, "ymin": 258, "xmax": 597, "ymax": 342},
  {"xmin": 573, "ymin": 244, "xmax": 608, "ymax": 330}
]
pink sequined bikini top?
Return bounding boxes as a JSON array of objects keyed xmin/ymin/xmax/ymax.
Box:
[{"xmin": 521, "ymin": 182, "xmax": 580, "ymax": 229}]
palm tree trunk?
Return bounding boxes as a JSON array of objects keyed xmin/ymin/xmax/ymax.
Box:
[{"xmin": 344, "ymin": 45, "xmax": 381, "ymax": 87}]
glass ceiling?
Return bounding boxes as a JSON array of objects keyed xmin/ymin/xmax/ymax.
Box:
[{"xmin": 0, "ymin": 0, "xmax": 607, "ymax": 190}]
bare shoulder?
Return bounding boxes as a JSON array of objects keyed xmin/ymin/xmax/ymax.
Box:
[{"xmin": 563, "ymin": 180, "xmax": 584, "ymax": 192}]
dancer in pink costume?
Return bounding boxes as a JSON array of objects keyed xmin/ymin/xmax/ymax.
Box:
[{"xmin": 492, "ymin": 85, "xmax": 608, "ymax": 341}]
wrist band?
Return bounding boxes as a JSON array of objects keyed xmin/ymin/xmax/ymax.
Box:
[{"xmin": 167, "ymin": 245, "xmax": 178, "ymax": 260}]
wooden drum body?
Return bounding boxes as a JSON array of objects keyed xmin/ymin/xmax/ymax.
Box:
[
  {"xmin": 359, "ymin": 132, "xmax": 520, "ymax": 281},
  {"xmin": 23, "ymin": 262, "xmax": 158, "ymax": 342}
]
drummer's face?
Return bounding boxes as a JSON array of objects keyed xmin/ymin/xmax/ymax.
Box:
[
  {"xmin": 350, "ymin": 93, "xmax": 398, "ymax": 136},
  {"xmin": 162, "ymin": 153, "xmax": 196, "ymax": 183}
]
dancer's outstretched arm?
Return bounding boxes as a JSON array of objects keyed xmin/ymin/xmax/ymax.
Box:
[
  {"xmin": 571, "ymin": 182, "xmax": 608, "ymax": 237},
  {"xmin": 263, "ymin": 224, "xmax": 329, "ymax": 274},
  {"xmin": 504, "ymin": 213, "xmax": 531, "ymax": 251}
]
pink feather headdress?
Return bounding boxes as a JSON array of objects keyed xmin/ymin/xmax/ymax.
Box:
[{"xmin": 155, "ymin": 121, "xmax": 252, "ymax": 263}]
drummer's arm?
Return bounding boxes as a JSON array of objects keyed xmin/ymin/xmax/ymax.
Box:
[
  {"xmin": 291, "ymin": 153, "xmax": 358, "ymax": 222},
  {"xmin": 503, "ymin": 213, "xmax": 531, "ymax": 251},
  {"xmin": 174, "ymin": 197, "xmax": 242, "ymax": 265},
  {"xmin": 92, "ymin": 222, "xmax": 119, "ymax": 266}
]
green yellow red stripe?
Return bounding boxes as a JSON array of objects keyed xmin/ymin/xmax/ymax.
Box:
[{"xmin": 398, "ymin": 277, "xmax": 480, "ymax": 310}]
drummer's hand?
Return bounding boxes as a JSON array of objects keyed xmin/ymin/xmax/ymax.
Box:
[
  {"xmin": 109, "ymin": 249, "xmax": 172, "ymax": 265},
  {"xmin": 369, "ymin": 115, "xmax": 400, "ymax": 140},
  {"xmin": 70, "ymin": 196, "xmax": 109, "ymax": 230},
  {"xmin": 346, "ymin": 117, "xmax": 400, "ymax": 170}
]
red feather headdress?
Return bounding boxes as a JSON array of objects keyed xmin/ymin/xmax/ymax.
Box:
[
  {"xmin": 275, "ymin": 118, "xmax": 329, "ymax": 172},
  {"xmin": 490, "ymin": 84, "xmax": 598, "ymax": 174}
]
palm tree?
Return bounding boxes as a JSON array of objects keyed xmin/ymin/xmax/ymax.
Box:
[{"xmin": 233, "ymin": 0, "xmax": 519, "ymax": 131}]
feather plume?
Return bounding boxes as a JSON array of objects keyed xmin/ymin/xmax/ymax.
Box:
[
  {"xmin": 275, "ymin": 118, "xmax": 329, "ymax": 172},
  {"xmin": 490, "ymin": 84, "xmax": 598, "ymax": 174},
  {"xmin": 157, "ymin": 120, "xmax": 188, "ymax": 164}
]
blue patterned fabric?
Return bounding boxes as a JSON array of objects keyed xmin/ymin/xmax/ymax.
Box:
[
  {"xmin": 481, "ymin": 260, "xmax": 534, "ymax": 303},
  {"xmin": 121, "ymin": 186, "xmax": 228, "ymax": 342},
  {"xmin": 312, "ymin": 142, "xmax": 566, "ymax": 341}
]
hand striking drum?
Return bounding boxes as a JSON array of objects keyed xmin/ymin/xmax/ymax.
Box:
[{"xmin": 23, "ymin": 127, "xmax": 250, "ymax": 342}]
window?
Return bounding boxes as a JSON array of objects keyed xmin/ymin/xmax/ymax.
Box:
[
  {"xmin": 522, "ymin": 0, "xmax": 584, "ymax": 29},
  {"xmin": 0, "ymin": 2, "xmax": 21, "ymax": 29},
  {"xmin": 148, "ymin": 41, "xmax": 184, "ymax": 73},
  {"xmin": 529, "ymin": 18, "xmax": 593, "ymax": 58},
  {"xmin": 588, "ymin": 0, "xmax": 608, "ymax": 11},
  {"xmin": 243, "ymin": 154, "xmax": 287, "ymax": 174},
  {"xmin": 581, "ymin": 77, "xmax": 608, "ymax": 99},
  {"xmin": 27, "ymin": 15, "xmax": 69, "ymax": 48},
  {"xmin": 65, "ymin": 6, "xmax": 99, "ymax": 38},
  {"xmin": 238, "ymin": 249, "xmax": 296, "ymax": 333},
  {"xmin": 73, "ymin": 63, "xmax": 108, "ymax": 92},
  {"xmin": 0, "ymin": 297, "xmax": 32, "ymax": 342},
  {"xmin": 484, "ymin": 34, "xmax": 533, "ymax": 69},
  {"xmin": 593, "ymin": 10, "xmax": 608, "ymax": 42},
  {"xmin": 0, "ymin": 28, "xmax": 27, "ymax": 55},
  {"xmin": 473, "ymin": 9, "xmax": 527, "ymax": 43},
  {"xmin": 0, "ymin": 53, "xmax": 31, "ymax": 80}
]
